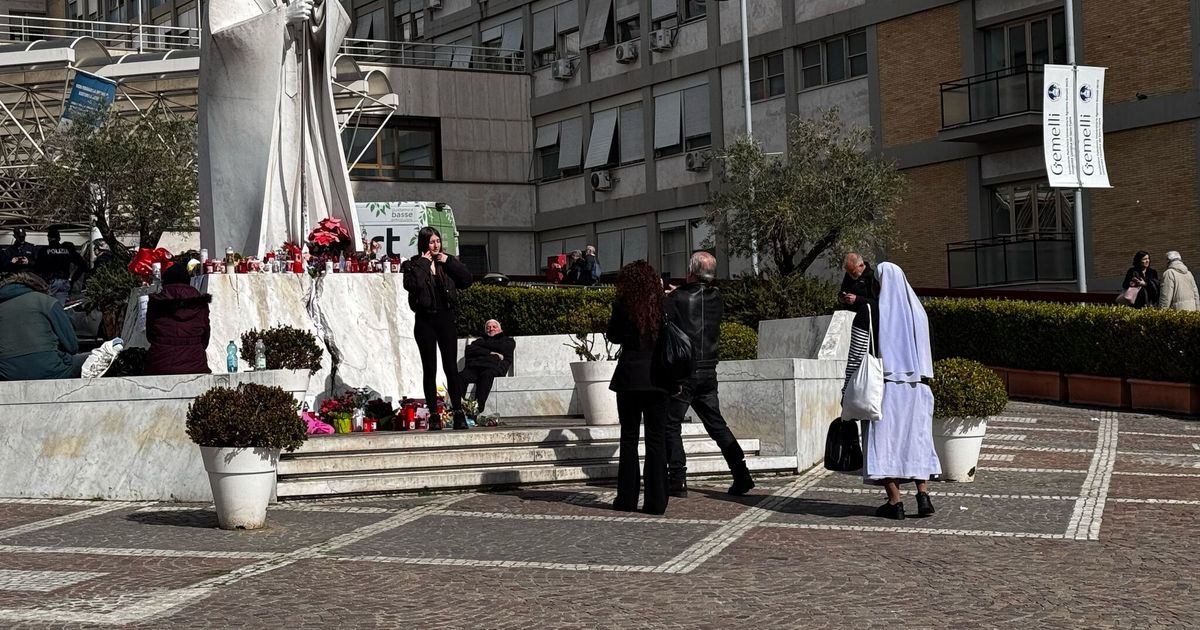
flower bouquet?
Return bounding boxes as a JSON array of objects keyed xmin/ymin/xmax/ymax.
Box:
[
  {"xmin": 306, "ymin": 217, "xmax": 354, "ymax": 257},
  {"xmin": 127, "ymin": 247, "xmax": 174, "ymax": 284}
]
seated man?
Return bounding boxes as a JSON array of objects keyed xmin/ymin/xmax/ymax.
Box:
[
  {"xmin": 0, "ymin": 273, "xmax": 85, "ymax": 381},
  {"xmin": 457, "ymin": 319, "xmax": 515, "ymax": 415}
]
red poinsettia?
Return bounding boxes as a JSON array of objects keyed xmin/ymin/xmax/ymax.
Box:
[
  {"xmin": 127, "ymin": 248, "xmax": 174, "ymax": 283},
  {"xmin": 306, "ymin": 217, "xmax": 354, "ymax": 256},
  {"xmin": 282, "ymin": 241, "xmax": 303, "ymax": 258}
]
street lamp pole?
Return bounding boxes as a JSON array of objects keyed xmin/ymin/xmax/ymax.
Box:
[
  {"xmin": 739, "ymin": 0, "xmax": 761, "ymax": 275},
  {"xmin": 1065, "ymin": 0, "xmax": 1087, "ymax": 292}
]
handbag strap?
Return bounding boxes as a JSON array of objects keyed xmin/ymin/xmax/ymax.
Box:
[{"xmin": 865, "ymin": 304, "xmax": 876, "ymax": 356}]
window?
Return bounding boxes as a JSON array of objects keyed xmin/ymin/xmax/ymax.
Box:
[
  {"xmin": 653, "ymin": 84, "xmax": 710, "ymax": 158},
  {"xmin": 800, "ymin": 30, "xmax": 868, "ymax": 89},
  {"xmin": 682, "ymin": 0, "xmax": 706, "ymax": 21},
  {"xmin": 617, "ymin": 17, "xmax": 640, "ymax": 42},
  {"xmin": 650, "ymin": 0, "xmax": 704, "ymax": 30},
  {"xmin": 983, "ymin": 11, "xmax": 1066, "ymax": 71},
  {"xmin": 343, "ymin": 117, "xmax": 441, "ymax": 181},
  {"xmin": 395, "ymin": 11, "xmax": 425, "ymax": 42},
  {"xmin": 533, "ymin": 1, "xmax": 580, "ymax": 68},
  {"xmin": 750, "ymin": 52, "xmax": 785, "ymax": 102},
  {"xmin": 987, "ymin": 180, "xmax": 1074, "ymax": 237},
  {"xmin": 585, "ymin": 102, "xmax": 644, "ymax": 169},
  {"xmin": 354, "ymin": 8, "xmax": 387, "ymax": 40},
  {"xmin": 597, "ymin": 226, "xmax": 647, "ymax": 268},
  {"xmin": 177, "ymin": 6, "xmax": 199, "ymax": 45},
  {"xmin": 478, "ymin": 20, "xmax": 522, "ymax": 70},
  {"xmin": 659, "ymin": 219, "xmax": 711, "ymax": 278},
  {"xmin": 534, "ymin": 118, "xmax": 584, "ymax": 180}
]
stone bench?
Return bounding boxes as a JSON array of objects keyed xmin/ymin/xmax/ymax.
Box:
[
  {"xmin": 0, "ymin": 370, "xmax": 310, "ymax": 502},
  {"xmin": 454, "ymin": 333, "xmax": 607, "ymax": 417}
]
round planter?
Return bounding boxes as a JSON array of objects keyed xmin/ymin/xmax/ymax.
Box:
[
  {"xmin": 931, "ymin": 416, "xmax": 989, "ymax": 483},
  {"xmin": 570, "ymin": 360, "xmax": 619, "ymax": 425},
  {"xmin": 200, "ymin": 446, "xmax": 280, "ymax": 530}
]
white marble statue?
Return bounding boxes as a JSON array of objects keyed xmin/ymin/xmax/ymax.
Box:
[{"xmin": 199, "ymin": 0, "xmax": 357, "ymax": 258}]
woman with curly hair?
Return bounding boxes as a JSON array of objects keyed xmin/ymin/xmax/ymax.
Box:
[{"xmin": 607, "ymin": 260, "xmax": 671, "ymax": 515}]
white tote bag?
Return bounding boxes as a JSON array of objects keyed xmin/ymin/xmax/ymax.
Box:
[{"xmin": 841, "ymin": 306, "xmax": 884, "ymax": 422}]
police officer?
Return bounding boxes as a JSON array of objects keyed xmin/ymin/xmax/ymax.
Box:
[
  {"xmin": 2, "ymin": 228, "xmax": 37, "ymax": 275},
  {"xmin": 35, "ymin": 227, "xmax": 88, "ymax": 306}
]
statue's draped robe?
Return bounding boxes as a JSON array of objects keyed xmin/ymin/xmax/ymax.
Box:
[{"xmin": 199, "ymin": 0, "xmax": 356, "ymax": 257}]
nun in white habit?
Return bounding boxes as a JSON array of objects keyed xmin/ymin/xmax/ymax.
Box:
[{"xmin": 861, "ymin": 262, "xmax": 941, "ymax": 520}]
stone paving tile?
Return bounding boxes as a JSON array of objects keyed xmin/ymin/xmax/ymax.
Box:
[
  {"xmin": 337, "ymin": 513, "xmax": 712, "ymax": 566},
  {"xmin": 1108, "ymin": 473, "xmax": 1200, "ymax": 499},
  {"xmin": 986, "ymin": 450, "xmax": 1094, "ymax": 470},
  {"xmin": 7, "ymin": 506, "xmax": 392, "ymax": 553},
  {"xmin": 0, "ymin": 504, "xmax": 92, "ymax": 532},
  {"xmin": 450, "ymin": 489, "xmax": 622, "ymax": 517},
  {"xmin": 1118, "ymin": 433, "xmax": 1200, "ymax": 453},
  {"xmin": 762, "ymin": 489, "xmax": 1074, "ymax": 535},
  {"xmin": 1115, "ymin": 453, "xmax": 1200, "ymax": 473},
  {"xmin": 821, "ymin": 468, "xmax": 1088, "ymax": 497},
  {"xmin": 282, "ymin": 495, "xmax": 444, "ymax": 513}
]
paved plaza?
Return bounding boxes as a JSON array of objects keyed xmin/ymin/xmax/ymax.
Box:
[{"xmin": 0, "ymin": 402, "xmax": 1198, "ymax": 628}]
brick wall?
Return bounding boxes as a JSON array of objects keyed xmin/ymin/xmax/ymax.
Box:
[
  {"xmin": 888, "ymin": 160, "xmax": 971, "ymax": 288},
  {"xmin": 877, "ymin": 4, "xmax": 962, "ymax": 148},
  {"xmin": 1089, "ymin": 121, "xmax": 1199, "ymax": 284},
  {"xmin": 1083, "ymin": 0, "xmax": 1192, "ymax": 103}
]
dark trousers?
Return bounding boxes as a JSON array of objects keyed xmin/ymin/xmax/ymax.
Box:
[
  {"xmin": 458, "ymin": 366, "xmax": 502, "ymax": 412},
  {"xmin": 414, "ymin": 311, "xmax": 462, "ymax": 412},
  {"xmin": 666, "ymin": 370, "xmax": 744, "ymax": 474},
  {"xmin": 616, "ymin": 390, "xmax": 670, "ymax": 514}
]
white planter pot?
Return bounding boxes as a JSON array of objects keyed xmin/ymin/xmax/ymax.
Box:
[
  {"xmin": 200, "ymin": 446, "xmax": 280, "ymax": 530},
  {"xmin": 570, "ymin": 360, "xmax": 619, "ymax": 425},
  {"xmin": 931, "ymin": 417, "xmax": 989, "ymax": 483}
]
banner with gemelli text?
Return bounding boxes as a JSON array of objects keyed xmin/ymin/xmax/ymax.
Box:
[{"xmin": 1043, "ymin": 64, "xmax": 1110, "ymax": 189}]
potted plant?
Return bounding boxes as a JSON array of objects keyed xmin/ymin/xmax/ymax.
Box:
[
  {"xmin": 186, "ymin": 383, "xmax": 307, "ymax": 529},
  {"xmin": 239, "ymin": 326, "xmax": 324, "ymax": 374},
  {"xmin": 928, "ymin": 358, "xmax": 1008, "ymax": 483},
  {"xmin": 557, "ymin": 301, "xmax": 620, "ymax": 425}
]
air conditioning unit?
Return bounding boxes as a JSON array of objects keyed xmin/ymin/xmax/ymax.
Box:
[
  {"xmin": 551, "ymin": 58, "xmax": 575, "ymax": 80},
  {"xmin": 685, "ymin": 150, "xmax": 712, "ymax": 172},
  {"xmin": 428, "ymin": 0, "xmax": 442, "ymax": 9},
  {"xmin": 590, "ymin": 170, "xmax": 614, "ymax": 191},
  {"xmin": 615, "ymin": 41, "xmax": 639, "ymax": 64},
  {"xmin": 649, "ymin": 29, "xmax": 674, "ymax": 52}
]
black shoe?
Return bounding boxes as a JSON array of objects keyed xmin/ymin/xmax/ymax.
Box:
[
  {"xmin": 452, "ymin": 410, "xmax": 469, "ymax": 430},
  {"xmin": 728, "ymin": 461, "xmax": 755, "ymax": 496},
  {"xmin": 668, "ymin": 468, "xmax": 688, "ymax": 498},
  {"xmin": 875, "ymin": 501, "xmax": 905, "ymax": 520},
  {"xmin": 613, "ymin": 499, "xmax": 637, "ymax": 512},
  {"xmin": 915, "ymin": 491, "xmax": 935, "ymax": 517},
  {"xmin": 427, "ymin": 417, "xmax": 442, "ymax": 431}
]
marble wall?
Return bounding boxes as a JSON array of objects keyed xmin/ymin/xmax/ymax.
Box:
[{"xmin": 0, "ymin": 370, "xmax": 310, "ymax": 502}]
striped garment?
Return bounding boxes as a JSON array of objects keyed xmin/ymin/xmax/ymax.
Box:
[{"xmin": 842, "ymin": 325, "xmax": 871, "ymax": 394}]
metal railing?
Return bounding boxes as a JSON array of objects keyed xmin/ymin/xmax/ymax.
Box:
[
  {"xmin": 0, "ymin": 14, "xmax": 199, "ymax": 53},
  {"xmin": 340, "ymin": 38, "xmax": 526, "ymax": 73},
  {"xmin": 940, "ymin": 65, "xmax": 1044, "ymax": 129},
  {"xmin": 946, "ymin": 232, "xmax": 1076, "ymax": 289}
]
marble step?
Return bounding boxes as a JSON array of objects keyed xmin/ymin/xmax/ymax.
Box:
[
  {"xmin": 277, "ymin": 437, "xmax": 760, "ymax": 477},
  {"xmin": 289, "ymin": 422, "xmax": 714, "ymax": 455},
  {"xmin": 275, "ymin": 455, "xmax": 798, "ymax": 499}
]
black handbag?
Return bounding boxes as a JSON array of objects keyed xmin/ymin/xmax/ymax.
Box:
[
  {"xmin": 824, "ymin": 417, "xmax": 864, "ymax": 472},
  {"xmin": 652, "ymin": 314, "xmax": 694, "ymax": 386}
]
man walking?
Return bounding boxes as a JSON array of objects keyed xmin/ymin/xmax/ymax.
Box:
[
  {"xmin": 664, "ymin": 252, "xmax": 754, "ymax": 497},
  {"xmin": 457, "ymin": 319, "xmax": 516, "ymax": 415},
  {"xmin": 35, "ymin": 227, "xmax": 88, "ymax": 307},
  {"xmin": 1158, "ymin": 250, "xmax": 1199, "ymax": 311}
]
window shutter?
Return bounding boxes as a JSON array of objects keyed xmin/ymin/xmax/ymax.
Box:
[
  {"xmin": 683, "ymin": 84, "xmax": 710, "ymax": 138},
  {"xmin": 557, "ymin": 0, "xmax": 579, "ymax": 33},
  {"xmin": 619, "ymin": 104, "xmax": 644, "ymax": 163},
  {"xmin": 653, "ymin": 91, "xmax": 682, "ymax": 149},
  {"xmin": 500, "ymin": 20, "xmax": 523, "ymax": 51},
  {"xmin": 535, "ymin": 123, "xmax": 560, "ymax": 149},
  {"xmin": 584, "ymin": 108, "xmax": 619, "ymax": 168},
  {"xmin": 533, "ymin": 9, "xmax": 555, "ymax": 51},
  {"xmin": 615, "ymin": 0, "xmax": 639, "ymax": 21},
  {"xmin": 580, "ymin": 0, "xmax": 614, "ymax": 48},
  {"xmin": 558, "ymin": 117, "xmax": 584, "ymax": 169},
  {"xmin": 651, "ymin": 0, "xmax": 675, "ymax": 21}
]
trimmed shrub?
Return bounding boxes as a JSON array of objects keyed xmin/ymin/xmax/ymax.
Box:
[
  {"xmin": 240, "ymin": 326, "xmax": 324, "ymax": 374},
  {"xmin": 186, "ymin": 383, "xmax": 307, "ymax": 451},
  {"xmin": 719, "ymin": 272, "xmax": 840, "ymax": 329},
  {"xmin": 456, "ymin": 285, "xmax": 615, "ymax": 337},
  {"xmin": 929, "ymin": 358, "xmax": 1008, "ymax": 419},
  {"xmin": 718, "ymin": 322, "xmax": 758, "ymax": 361},
  {"xmin": 925, "ymin": 298, "xmax": 1200, "ymax": 383}
]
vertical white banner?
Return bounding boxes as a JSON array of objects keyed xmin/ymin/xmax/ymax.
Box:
[
  {"xmin": 1043, "ymin": 64, "xmax": 1077, "ymax": 188},
  {"xmin": 1074, "ymin": 65, "xmax": 1110, "ymax": 188}
]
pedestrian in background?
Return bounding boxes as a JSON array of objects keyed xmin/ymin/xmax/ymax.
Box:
[
  {"xmin": 35, "ymin": 227, "xmax": 88, "ymax": 307},
  {"xmin": 1, "ymin": 228, "xmax": 37, "ymax": 275},
  {"xmin": 1158, "ymin": 250, "xmax": 1199, "ymax": 311},
  {"xmin": 664, "ymin": 252, "xmax": 754, "ymax": 498},
  {"xmin": 838, "ymin": 252, "xmax": 881, "ymax": 394},
  {"xmin": 584, "ymin": 245, "xmax": 601, "ymax": 284},
  {"xmin": 1121, "ymin": 250, "xmax": 1159, "ymax": 309},
  {"xmin": 564, "ymin": 250, "xmax": 590, "ymax": 286},
  {"xmin": 144, "ymin": 261, "xmax": 211, "ymax": 376},
  {"xmin": 607, "ymin": 260, "xmax": 670, "ymax": 515}
]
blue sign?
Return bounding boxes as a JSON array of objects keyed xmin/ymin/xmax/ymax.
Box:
[{"xmin": 59, "ymin": 72, "xmax": 117, "ymax": 130}]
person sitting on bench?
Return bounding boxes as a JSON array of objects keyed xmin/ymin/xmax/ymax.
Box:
[{"xmin": 457, "ymin": 319, "xmax": 515, "ymax": 415}]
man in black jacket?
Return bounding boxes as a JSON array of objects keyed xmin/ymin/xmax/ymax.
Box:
[
  {"xmin": 35, "ymin": 227, "xmax": 88, "ymax": 307},
  {"xmin": 838, "ymin": 252, "xmax": 880, "ymax": 340},
  {"xmin": 664, "ymin": 252, "xmax": 755, "ymax": 498},
  {"xmin": 457, "ymin": 319, "xmax": 516, "ymax": 415}
]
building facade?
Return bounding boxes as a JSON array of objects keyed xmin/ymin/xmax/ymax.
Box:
[{"xmin": 31, "ymin": 0, "xmax": 1200, "ymax": 288}]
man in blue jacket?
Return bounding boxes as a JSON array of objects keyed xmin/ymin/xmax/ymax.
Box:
[{"xmin": 0, "ymin": 273, "xmax": 84, "ymax": 381}]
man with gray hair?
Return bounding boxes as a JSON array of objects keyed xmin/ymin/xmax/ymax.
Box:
[
  {"xmin": 1158, "ymin": 250, "xmax": 1199, "ymax": 311},
  {"xmin": 456, "ymin": 319, "xmax": 516, "ymax": 415},
  {"xmin": 664, "ymin": 251, "xmax": 755, "ymax": 497}
]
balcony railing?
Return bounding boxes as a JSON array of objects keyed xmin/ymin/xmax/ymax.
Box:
[
  {"xmin": 947, "ymin": 232, "xmax": 1076, "ymax": 289},
  {"xmin": 940, "ymin": 65, "xmax": 1044, "ymax": 129},
  {"xmin": 340, "ymin": 38, "xmax": 526, "ymax": 73}
]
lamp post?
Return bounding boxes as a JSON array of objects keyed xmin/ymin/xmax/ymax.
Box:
[
  {"xmin": 1064, "ymin": 0, "xmax": 1087, "ymax": 292},
  {"xmin": 736, "ymin": 0, "xmax": 760, "ymax": 275}
]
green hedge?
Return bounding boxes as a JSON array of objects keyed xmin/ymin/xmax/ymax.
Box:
[
  {"xmin": 718, "ymin": 322, "xmax": 758, "ymax": 361},
  {"xmin": 926, "ymin": 298, "xmax": 1200, "ymax": 383},
  {"xmin": 456, "ymin": 285, "xmax": 615, "ymax": 336},
  {"xmin": 719, "ymin": 272, "xmax": 839, "ymax": 329}
]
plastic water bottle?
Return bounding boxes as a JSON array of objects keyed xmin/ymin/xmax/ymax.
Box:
[
  {"xmin": 255, "ymin": 338, "xmax": 267, "ymax": 371},
  {"xmin": 226, "ymin": 340, "xmax": 238, "ymax": 373}
]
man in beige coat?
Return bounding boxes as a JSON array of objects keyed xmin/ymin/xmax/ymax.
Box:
[{"xmin": 1158, "ymin": 251, "xmax": 1199, "ymax": 311}]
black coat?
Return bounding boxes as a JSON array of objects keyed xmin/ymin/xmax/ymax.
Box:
[
  {"xmin": 1123, "ymin": 266, "xmax": 1160, "ymax": 309},
  {"xmin": 144, "ymin": 284, "xmax": 212, "ymax": 376},
  {"xmin": 463, "ymin": 333, "xmax": 516, "ymax": 375},
  {"xmin": 402, "ymin": 254, "xmax": 473, "ymax": 313},
  {"xmin": 666, "ymin": 280, "xmax": 721, "ymax": 369},
  {"xmin": 606, "ymin": 299, "xmax": 666, "ymax": 393},
  {"xmin": 839, "ymin": 264, "xmax": 881, "ymax": 333}
]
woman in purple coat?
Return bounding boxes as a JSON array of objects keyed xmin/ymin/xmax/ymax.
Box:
[{"xmin": 143, "ymin": 262, "xmax": 212, "ymax": 375}]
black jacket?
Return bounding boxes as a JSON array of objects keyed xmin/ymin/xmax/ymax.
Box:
[
  {"xmin": 402, "ymin": 254, "xmax": 473, "ymax": 313},
  {"xmin": 666, "ymin": 280, "xmax": 721, "ymax": 370},
  {"xmin": 463, "ymin": 333, "xmax": 516, "ymax": 375},
  {"xmin": 1123, "ymin": 266, "xmax": 1160, "ymax": 309},
  {"xmin": 564, "ymin": 257, "xmax": 591, "ymax": 285},
  {"xmin": 606, "ymin": 299, "xmax": 667, "ymax": 393},
  {"xmin": 839, "ymin": 264, "xmax": 881, "ymax": 333}
]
